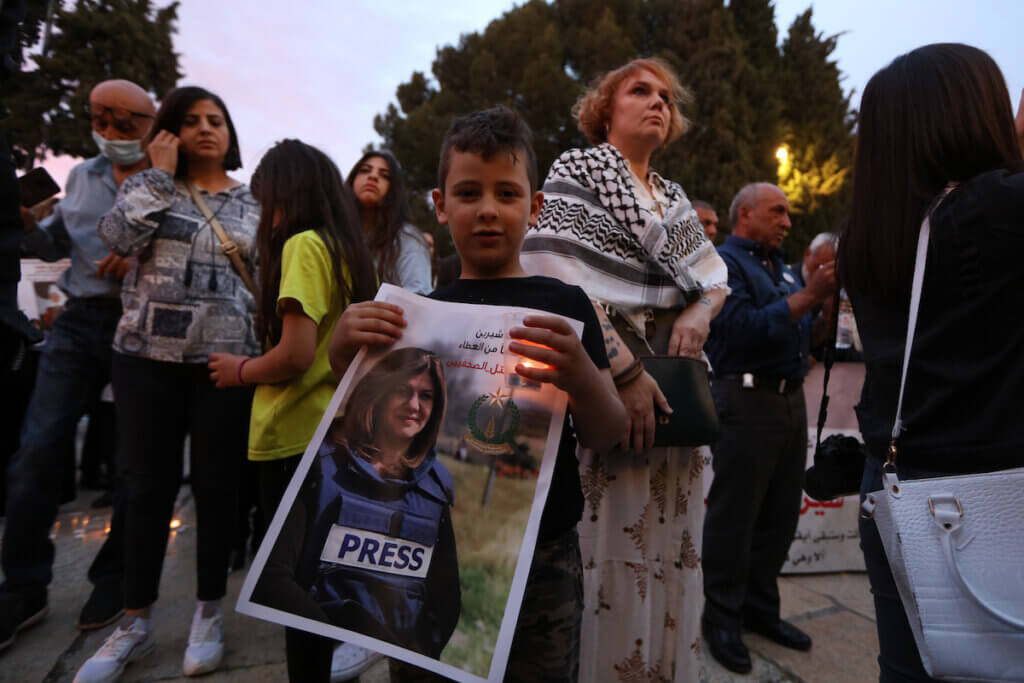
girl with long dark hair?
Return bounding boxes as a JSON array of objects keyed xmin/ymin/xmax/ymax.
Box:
[
  {"xmin": 839, "ymin": 44, "xmax": 1024, "ymax": 682},
  {"xmin": 205, "ymin": 138, "xmax": 378, "ymax": 681},
  {"xmin": 346, "ymin": 151, "xmax": 432, "ymax": 294}
]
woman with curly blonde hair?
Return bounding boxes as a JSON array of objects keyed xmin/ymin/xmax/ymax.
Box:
[{"xmin": 522, "ymin": 57, "xmax": 728, "ymax": 682}]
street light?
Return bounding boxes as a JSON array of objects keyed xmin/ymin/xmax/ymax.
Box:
[{"xmin": 775, "ymin": 146, "xmax": 789, "ymax": 165}]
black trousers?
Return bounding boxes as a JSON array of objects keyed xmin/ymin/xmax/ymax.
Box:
[
  {"xmin": 702, "ymin": 378, "xmax": 807, "ymax": 629},
  {"xmin": 257, "ymin": 454, "xmax": 335, "ymax": 683},
  {"xmin": 112, "ymin": 352, "xmax": 252, "ymax": 609}
]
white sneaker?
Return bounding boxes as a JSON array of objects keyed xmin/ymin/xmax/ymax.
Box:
[
  {"xmin": 330, "ymin": 643, "xmax": 383, "ymax": 682},
  {"xmin": 74, "ymin": 621, "xmax": 155, "ymax": 683},
  {"xmin": 182, "ymin": 606, "xmax": 224, "ymax": 676}
]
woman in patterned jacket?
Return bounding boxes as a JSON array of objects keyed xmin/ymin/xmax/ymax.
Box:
[{"xmin": 78, "ymin": 86, "xmax": 258, "ymax": 683}]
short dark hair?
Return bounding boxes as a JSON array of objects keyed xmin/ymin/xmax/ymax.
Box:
[
  {"xmin": 147, "ymin": 86, "xmax": 242, "ymax": 178},
  {"xmin": 691, "ymin": 199, "xmax": 714, "ymax": 212},
  {"xmin": 436, "ymin": 106, "xmax": 538, "ymax": 193},
  {"xmin": 839, "ymin": 43, "xmax": 1022, "ymax": 300}
]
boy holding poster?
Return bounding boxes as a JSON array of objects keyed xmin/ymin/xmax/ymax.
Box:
[{"xmin": 330, "ymin": 106, "xmax": 626, "ymax": 680}]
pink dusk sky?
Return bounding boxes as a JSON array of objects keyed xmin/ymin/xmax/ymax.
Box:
[{"xmin": 40, "ymin": 0, "xmax": 1024, "ymax": 190}]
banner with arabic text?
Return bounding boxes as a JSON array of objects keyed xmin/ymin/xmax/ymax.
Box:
[{"xmin": 700, "ymin": 362, "xmax": 867, "ymax": 573}]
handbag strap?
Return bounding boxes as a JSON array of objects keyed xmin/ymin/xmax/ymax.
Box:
[
  {"xmin": 814, "ymin": 286, "xmax": 842, "ymax": 451},
  {"xmin": 186, "ymin": 182, "xmax": 258, "ymax": 295},
  {"xmin": 889, "ymin": 186, "xmax": 956, "ymax": 463}
]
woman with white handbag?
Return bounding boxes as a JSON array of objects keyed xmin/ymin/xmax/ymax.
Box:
[{"xmin": 839, "ymin": 44, "xmax": 1024, "ymax": 682}]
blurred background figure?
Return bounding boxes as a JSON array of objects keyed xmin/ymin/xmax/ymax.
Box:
[
  {"xmin": 693, "ymin": 199, "xmax": 719, "ymax": 241},
  {"xmin": 346, "ymin": 150, "xmax": 431, "ymax": 295}
]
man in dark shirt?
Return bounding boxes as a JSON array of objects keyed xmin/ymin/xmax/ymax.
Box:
[
  {"xmin": 701, "ymin": 183, "xmax": 835, "ymax": 673},
  {"xmin": 692, "ymin": 199, "xmax": 719, "ymax": 241}
]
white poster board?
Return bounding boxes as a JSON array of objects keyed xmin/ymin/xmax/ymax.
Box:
[
  {"xmin": 17, "ymin": 258, "xmax": 70, "ymax": 327},
  {"xmin": 783, "ymin": 426, "xmax": 865, "ymax": 573},
  {"xmin": 238, "ymin": 284, "xmax": 581, "ymax": 682}
]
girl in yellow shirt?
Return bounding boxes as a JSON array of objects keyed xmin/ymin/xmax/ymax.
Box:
[{"xmin": 208, "ymin": 138, "xmax": 377, "ymax": 681}]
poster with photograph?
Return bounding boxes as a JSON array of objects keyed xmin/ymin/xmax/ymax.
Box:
[
  {"xmin": 17, "ymin": 258, "xmax": 71, "ymax": 330},
  {"xmin": 238, "ymin": 284, "xmax": 582, "ymax": 682}
]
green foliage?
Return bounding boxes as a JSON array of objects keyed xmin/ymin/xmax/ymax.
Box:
[
  {"xmin": 442, "ymin": 456, "xmax": 534, "ymax": 676},
  {"xmin": 1, "ymin": 0, "xmax": 182, "ymax": 169},
  {"xmin": 646, "ymin": 0, "xmax": 772, "ymax": 222},
  {"xmin": 371, "ymin": 0, "xmax": 854, "ymax": 260},
  {"xmin": 776, "ymin": 8, "xmax": 855, "ymax": 260}
]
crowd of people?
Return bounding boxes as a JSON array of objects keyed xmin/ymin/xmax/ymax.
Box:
[{"xmin": 1, "ymin": 35, "xmax": 1022, "ymax": 683}]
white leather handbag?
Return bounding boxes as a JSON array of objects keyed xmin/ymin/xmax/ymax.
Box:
[{"xmin": 862, "ymin": 203, "xmax": 1024, "ymax": 682}]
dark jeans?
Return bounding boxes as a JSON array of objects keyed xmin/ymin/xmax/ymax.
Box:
[
  {"xmin": 859, "ymin": 457, "xmax": 941, "ymax": 682},
  {"xmin": 703, "ymin": 379, "xmax": 807, "ymax": 629},
  {"xmin": 113, "ymin": 352, "xmax": 251, "ymax": 608},
  {"xmin": 258, "ymin": 454, "xmax": 334, "ymax": 683},
  {"xmin": 2, "ymin": 299, "xmax": 125, "ymax": 590}
]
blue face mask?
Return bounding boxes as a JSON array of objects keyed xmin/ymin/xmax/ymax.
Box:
[{"xmin": 92, "ymin": 130, "xmax": 145, "ymax": 165}]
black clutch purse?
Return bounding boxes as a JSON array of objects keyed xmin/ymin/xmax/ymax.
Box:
[{"xmin": 640, "ymin": 356, "xmax": 720, "ymax": 448}]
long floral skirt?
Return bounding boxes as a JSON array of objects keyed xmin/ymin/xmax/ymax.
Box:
[{"xmin": 577, "ymin": 446, "xmax": 708, "ymax": 683}]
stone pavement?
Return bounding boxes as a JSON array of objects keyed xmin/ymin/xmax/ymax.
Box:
[{"xmin": 1, "ymin": 486, "xmax": 878, "ymax": 682}]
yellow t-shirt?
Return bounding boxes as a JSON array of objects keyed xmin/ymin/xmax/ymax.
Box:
[{"xmin": 248, "ymin": 230, "xmax": 346, "ymax": 461}]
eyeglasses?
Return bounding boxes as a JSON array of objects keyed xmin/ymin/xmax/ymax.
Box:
[{"xmin": 87, "ymin": 105, "xmax": 154, "ymax": 135}]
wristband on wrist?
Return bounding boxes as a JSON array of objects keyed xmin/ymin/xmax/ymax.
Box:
[
  {"xmin": 613, "ymin": 358, "xmax": 644, "ymax": 387},
  {"xmin": 237, "ymin": 357, "xmax": 252, "ymax": 385}
]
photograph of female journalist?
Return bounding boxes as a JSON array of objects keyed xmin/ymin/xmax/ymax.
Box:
[
  {"xmin": 238, "ymin": 285, "xmax": 576, "ymax": 682},
  {"xmin": 250, "ymin": 347, "xmax": 459, "ymax": 655}
]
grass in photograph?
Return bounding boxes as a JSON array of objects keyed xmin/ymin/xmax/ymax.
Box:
[{"xmin": 439, "ymin": 455, "xmax": 537, "ymax": 676}]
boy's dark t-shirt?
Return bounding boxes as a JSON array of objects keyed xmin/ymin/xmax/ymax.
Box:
[{"xmin": 429, "ymin": 275, "xmax": 610, "ymax": 541}]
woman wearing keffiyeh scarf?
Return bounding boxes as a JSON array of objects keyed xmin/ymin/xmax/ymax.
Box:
[{"xmin": 521, "ymin": 58, "xmax": 728, "ymax": 682}]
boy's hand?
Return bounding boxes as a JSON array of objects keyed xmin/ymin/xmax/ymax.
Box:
[
  {"xmin": 208, "ymin": 352, "xmax": 248, "ymax": 388},
  {"xmin": 507, "ymin": 314, "xmax": 594, "ymax": 395},
  {"xmin": 332, "ymin": 301, "xmax": 406, "ymax": 364}
]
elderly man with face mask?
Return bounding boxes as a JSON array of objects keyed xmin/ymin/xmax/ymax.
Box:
[{"xmin": 0, "ymin": 79, "xmax": 154, "ymax": 653}]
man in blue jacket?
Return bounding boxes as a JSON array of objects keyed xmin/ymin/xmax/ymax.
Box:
[{"xmin": 701, "ymin": 183, "xmax": 835, "ymax": 673}]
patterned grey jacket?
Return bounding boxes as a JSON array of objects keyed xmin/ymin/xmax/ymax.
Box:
[{"xmin": 98, "ymin": 168, "xmax": 261, "ymax": 363}]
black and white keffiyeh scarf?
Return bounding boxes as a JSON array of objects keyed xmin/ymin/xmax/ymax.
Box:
[{"xmin": 521, "ymin": 143, "xmax": 728, "ymax": 334}]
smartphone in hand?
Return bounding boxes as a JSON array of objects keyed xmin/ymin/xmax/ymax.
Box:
[{"xmin": 18, "ymin": 167, "xmax": 61, "ymax": 208}]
